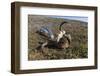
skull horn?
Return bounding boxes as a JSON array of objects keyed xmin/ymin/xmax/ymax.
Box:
[{"xmin": 59, "ymin": 21, "xmax": 68, "ymax": 31}]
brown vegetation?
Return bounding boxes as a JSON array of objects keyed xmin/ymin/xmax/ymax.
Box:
[{"xmin": 28, "ymin": 15, "xmax": 88, "ymax": 60}]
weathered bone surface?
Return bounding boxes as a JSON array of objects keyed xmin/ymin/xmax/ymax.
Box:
[{"xmin": 37, "ymin": 21, "xmax": 71, "ymax": 49}]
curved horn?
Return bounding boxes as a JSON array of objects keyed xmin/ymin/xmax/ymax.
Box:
[
  {"xmin": 66, "ymin": 34, "xmax": 71, "ymax": 45},
  {"xmin": 59, "ymin": 21, "xmax": 68, "ymax": 31}
]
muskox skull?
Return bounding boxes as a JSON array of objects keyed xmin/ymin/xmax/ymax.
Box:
[{"xmin": 37, "ymin": 21, "xmax": 71, "ymax": 49}]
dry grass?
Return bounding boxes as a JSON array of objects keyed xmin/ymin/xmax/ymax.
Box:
[{"xmin": 28, "ymin": 15, "xmax": 88, "ymax": 60}]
